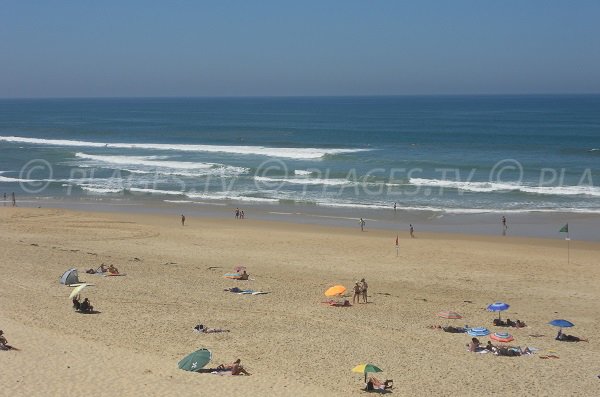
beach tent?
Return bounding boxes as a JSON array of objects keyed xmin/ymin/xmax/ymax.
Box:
[{"xmin": 60, "ymin": 268, "xmax": 80, "ymax": 285}]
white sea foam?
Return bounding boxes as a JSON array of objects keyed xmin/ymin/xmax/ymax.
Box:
[
  {"xmin": 74, "ymin": 152, "xmax": 249, "ymax": 177},
  {"xmin": 254, "ymin": 176, "xmax": 355, "ymax": 186},
  {"xmin": 79, "ymin": 186, "xmax": 124, "ymax": 194},
  {"xmin": 294, "ymin": 170, "xmax": 313, "ymax": 176},
  {"xmin": 186, "ymin": 191, "xmax": 279, "ymax": 203},
  {"xmin": 0, "ymin": 175, "xmax": 42, "ymax": 183},
  {"xmin": 0, "ymin": 136, "xmax": 369, "ymax": 159},
  {"xmin": 409, "ymin": 178, "xmax": 600, "ymax": 197}
]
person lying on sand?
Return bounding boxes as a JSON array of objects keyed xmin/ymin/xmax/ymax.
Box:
[
  {"xmin": 193, "ymin": 324, "xmax": 230, "ymax": 334},
  {"xmin": 493, "ymin": 318, "xmax": 508, "ymax": 327},
  {"xmin": 495, "ymin": 346, "xmax": 531, "ymax": 356},
  {"xmin": 556, "ymin": 329, "xmax": 589, "ymax": 342},
  {"xmin": 107, "ymin": 265, "xmax": 119, "ymax": 274},
  {"xmin": 486, "ymin": 341, "xmax": 495, "ymax": 352},
  {"xmin": 428, "ymin": 325, "xmax": 466, "ymax": 333},
  {"xmin": 217, "ymin": 359, "xmax": 251, "ymax": 375},
  {"xmin": 366, "ymin": 376, "xmax": 393, "ymax": 390}
]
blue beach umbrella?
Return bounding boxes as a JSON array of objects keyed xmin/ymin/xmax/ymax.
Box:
[
  {"xmin": 467, "ymin": 327, "xmax": 490, "ymax": 337},
  {"xmin": 487, "ymin": 302, "xmax": 510, "ymax": 320},
  {"xmin": 549, "ymin": 319, "xmax": 574, "ymax": 329}
]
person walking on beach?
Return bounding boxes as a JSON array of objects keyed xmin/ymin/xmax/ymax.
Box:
[
  {"xmin": 11, "ymin": 192, "xmax": 16, "ymax": 207},
  {"xmin": 393, "ymin": 202, "xmax": 397, "ymax": 213},
  {"xmin": 360, "ymin": 278, "xmax": 368, "ymax": 303},
  {"xmin": 502, "ymin": 216, "xmax": 508, "ymax": 235},
  {"xmin": 240, "ymin": 210, "xmax": 245, "ymax": 219},
  {"xmin": 3, "ymin": 193, "xmax": 6, "ymax": 206},
  {"xmin": 409, "ymin": 224, "xmax": 415, "ymax": 238},
  {"xmin": 181, "ymin": 214, "xmax": 186, "ymax": 226},
  {"xmin": 359, "ymin": 218, "xmax": 366, "ymax": 232},
  {"xmin": 353, "ymin": 282, "xmax": 362, "ymax": 304},
  {"xmin": 235, "ymin": 208, "xmax": 240, "ymax": 219}
]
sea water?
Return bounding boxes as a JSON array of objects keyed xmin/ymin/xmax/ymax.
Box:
[{"xmin": 1, "ymin": 96, "xmax": 599, "ymax": 218}]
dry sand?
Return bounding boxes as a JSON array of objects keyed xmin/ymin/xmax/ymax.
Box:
[{"xmin": 1, "ymin": 207, "xmax": 599, "ymax": 396}]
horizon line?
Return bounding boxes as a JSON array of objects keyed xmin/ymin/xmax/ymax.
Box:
[{"xmin": 2, "ymin": 93, "xmax": 600, "ymax": 100}]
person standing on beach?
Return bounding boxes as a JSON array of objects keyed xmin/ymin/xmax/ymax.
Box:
[
  {"xmin": 181, "ymin": 214, "xmax": 186, "ymax": 226},
  {"xmin": 409, "ymin": 224, "xmax": 415, "ymax": 238},
  {"xmin": 235, "ymin": 208, "xmax": 240, "ymax": 219},
  {"xmin": 353, "ymin": 282, "xmax": 361, "ymax": 304},
  {"xmin": 359, "ymin": 218, "xmax": 366, "ymax": 232},
  {"xmin": 11, "ymin": 192, "xmax": 16, "ymax": 207},
  {"xmin": 360, "ymin": 278, "xmax": 368, "ymax": 303},
  {"xmin": 241, "ymin": 210, "xmax": 245, "ymax": 219},
  {"xmin": 502, "ymin": 216, "xmax": 508, "ymax": 235},
  {"xmin": 3, "ymin": 193, "xmax": 6, "ymax": 206},
  {"xmin": 393, "ymin": 202, "xmax": 397, "ymax": 213}
]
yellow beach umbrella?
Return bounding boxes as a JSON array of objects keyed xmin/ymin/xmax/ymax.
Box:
[
  {"xmin": 69, "ymin": 284, "xmax": 88, "ymax": 300},
  {"xmin": 324, "ymin": 285, "xmax": 346, "ymax": 297},
  {"xmin": 352, "ymin": 363, "xmax": 383, "ymax": 382}
]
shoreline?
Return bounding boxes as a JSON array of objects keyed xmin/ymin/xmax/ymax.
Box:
[{"xmin": 8, "ymin": 194, "xmax": 600, "ymax": 241}]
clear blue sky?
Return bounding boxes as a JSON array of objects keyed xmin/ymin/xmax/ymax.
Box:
[{"xmin": 2, "ymin": 1, "xmax": 599, "ymax": 97}]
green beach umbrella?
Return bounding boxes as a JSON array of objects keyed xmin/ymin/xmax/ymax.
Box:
[
  {"xmin": 178, "ymin": 348, "xmax": 212, "ymax": 372},
  {"xmin": 352, "ymin": 363, "xmax": 383, "ymax": 383}
]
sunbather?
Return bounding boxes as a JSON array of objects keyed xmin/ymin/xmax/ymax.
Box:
[
  {"xmin": 505, "ymin": 318, "xmax": 516, "ymax": 327},
  {"xmin": 486, "ymin": 341, "xmax": 495, "ymax": 352},
  {"xmin": 108, "ymin": 265, "xmax": 119, "ymax": 274},
  {"xmin": 366, "ymin": 376, "xmax": 393, "ymax": 391},
  {"xmin": 72, "ymin": 295, "xmax": 81, "ymax": 310},
  {"xmin": 443, "ymin": 325, "xmax": 465, "ymax": 333},
  {"xmin": 495, "ymin": 346, "xmax": 531, "ymax": 356},
  {"xmin": 79, "ymin": 298, "xmax": 94, "ymax": 313},
  {"xmin": 194, "ymin": 324, "xmax": 230, "ymax": 333},
  {"xmin": 493, "ymin": 318, "xmax": 507, "ymax": 327},
  {"xmin": 239, "ymin": 270, "xmax": 249, "ymax": 280},
  {"xmin": 556, "ymin": 329, "xmax": 588, "ymax": 342},
  {"xmin": 0, "ymin": 330, "xmax": 16, "ymax": 351},
  {"xmin": 468, "ymin": 337, "xmax": 481, "ymax": 352},
  {"xmin": 217, "ymin": 359, "xmax": 251, "ymax": 375},
  {"xmin": 514, "ymin": 319, "xmax": 527, "ymax": 328}
]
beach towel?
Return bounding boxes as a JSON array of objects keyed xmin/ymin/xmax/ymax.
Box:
[
  {"xmin": 224, "ymin": 273, "xmax": 242, "ymax": 279},
  {"xmin": 104, "ymin": 273, "xmax": 127, "ymax": 277},
  {"xmin": 324, "ymin": 300, "xmax": 351, "ymax": 307},
  {"xmin": 211, "ymin": 371, "xmax": 234, "ymax": 376}
]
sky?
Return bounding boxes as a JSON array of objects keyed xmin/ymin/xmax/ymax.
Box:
[{"xmin": 1, "ymin": 1, "xmax": 600, "ymax": 97}]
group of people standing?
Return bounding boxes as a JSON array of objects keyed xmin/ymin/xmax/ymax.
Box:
[
  {"xmin": 234, "ymin": 208, "xmax": 245, "ymax": 219},
  {"xmin": 352, "ymin": 278, "xmax": 369, "ymax": 304}
]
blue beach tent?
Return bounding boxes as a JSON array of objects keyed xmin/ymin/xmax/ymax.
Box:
[{"xmin": 60, "ymin": 268, "xmax": 80, "ymax": 285}]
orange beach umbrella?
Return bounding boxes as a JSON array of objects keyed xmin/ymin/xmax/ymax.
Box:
[{"xmin": 324, "ymin": 285, "xmax": 346, "ymax": 297}]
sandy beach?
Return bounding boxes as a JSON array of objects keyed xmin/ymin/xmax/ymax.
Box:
[{"xmin": 1, "ymin": 207, "xmax": 599, "ymax": 396}]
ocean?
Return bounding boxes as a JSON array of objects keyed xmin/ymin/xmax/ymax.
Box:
[{"xmin": 1, "ymin": 95, "xmax": 599, "ymax": 235}]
